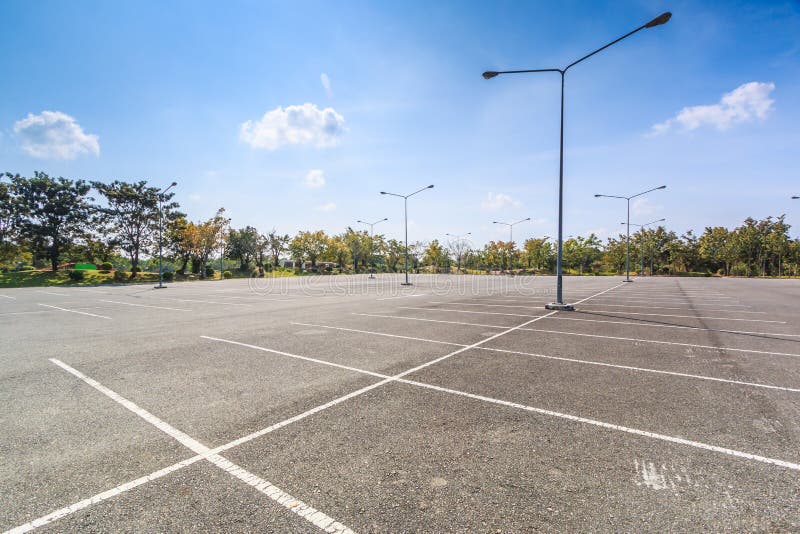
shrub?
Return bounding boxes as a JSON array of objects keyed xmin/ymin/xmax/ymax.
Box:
[
  {"xmin": 205, "ymin": 266, "xmax": 215, "ymax": 277},
  {"xmin": 113, "ymin": 270, "xmax": 128, "ymax": 282},
  {"xmin": 223, "ymin": 270, "xmax": 232, "ymax": 279},
  {"xmin": 162, "ymin": 271, "xmax": 174, "ymax": 282},
  {"xmin": 100, "ymin": 261, "xmax": 113, "ymax": 271},
  {"xmin": 68, "ymin": 269, "xmax": 85, "ymax": 282}
]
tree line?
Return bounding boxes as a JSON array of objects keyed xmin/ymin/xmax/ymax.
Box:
[{"xmin": 2, "ymin": 172, "xmax": 798, "ymax": 278}]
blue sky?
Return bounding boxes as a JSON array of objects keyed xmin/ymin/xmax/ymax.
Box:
[{"xmin": 1, "ymin": 0, "xmax": 799, "ymax": 246}]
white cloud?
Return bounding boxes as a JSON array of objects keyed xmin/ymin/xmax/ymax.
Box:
[
  {"xmin": 13, "ymin": 110, "xmax": 99, "ymax": 159},
  {"xmin": 320, "ymin": 73, "xmax": 332, "ymax": 97},
  {"xmin": 651, "ymin": 82, "xmax": 775, "ymax": 135},
  {"xmin": 303, "ymin": 169, "xmax": 326, "ymax": 189},
  {"xmin": 240, "ymin": 103, "xmax": 345, "ymax": 150},
  {"xmin": 316, "ymin": 201, "xmax": 336, "ymax": 212},
  {"xmin": 481, "ymin": 192, "xmax": 521, "ymax": 210}
]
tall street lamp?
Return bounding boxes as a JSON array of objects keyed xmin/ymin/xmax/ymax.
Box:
[
  {"xmin": 623, "ymin": 218, "xmax": 665, "ymax": 276},
  {"xmin": 357, "ymin": 217, "xmax": 388, "ymax": 279},
  {"xmin": 155, "ymin": 181, "xmax": 177, "ymax": 289},
  {"xmin": 493, "ymin": 217, "xmax": 530, "ymax": 272},
  {"xmin": 381, "ymin": 185, "xmax": 434, "ymax": 285},
  {"xmin": 483, "ymin": 11, "xmax": 671, "ymax": 309},
  {"xmin": 596, "ymin": 185, "xmax": 666, "ymax": 282},
  {"xmin": 445, "ymin": 232, "xmax": 472, "ymax": 273}
]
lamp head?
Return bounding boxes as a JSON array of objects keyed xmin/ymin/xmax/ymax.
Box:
[
  {"xmin": 380, "ymin": 192, "xmax": 387, "ymax": 195},
  {"xmin": 170, "ymin": 181, "xmax": 178, "ymax": 187},
  {"xmin": 427, "ymin": 184, "xmax": 434, "ymax": 189},
  {"xmin": 594, "ymin": 194, "xmax": 602, "ymax": 198},
  {"xmin": 792, "ymin": 196, "xmax": 799, "ymax": 199},
  {"xmin": 645, "ymin": 12, "xmax": 672, "ymax": 28},
  {"xmin": 482, "ymin": 71, "xmax": 499, "ymax": 80},
  {"xmin": 657, "ymin": 185, "xmax": 667, "ymax": 190}
]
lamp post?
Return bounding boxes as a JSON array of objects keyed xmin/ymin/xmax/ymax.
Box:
[
  {"xmin": 357, "ymin": 217, "xmax": 388, "ymax": 279},
  {"xmin": 493, "ymin": 218, "xmax": 530, "ymax": 272},
  {"xmin": 483, "ymin": 12, "xmax": 671, "ymax": 309},
  {"xmin": 623, "ymin": 218, "xmax": 665, "ymax": 277},
  {"xmin": 381, "ymin": 185, "xmax": 434, "ymax": 285},
  {"xmin": 155, "ymin": 181, "xmax": 177, "ymax": 289},
  {"xmin": 595, "ymin": 185, "xmax": 666, "ymax": 282},
  {"xmin": 445, "ymin": 232, "xmax": 472, "ymax": 273}
]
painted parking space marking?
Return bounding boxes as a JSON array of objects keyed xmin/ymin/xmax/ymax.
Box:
[
  {"xmin": 539, "ymin": 315, "xmax": 800, "ymax": 338},
  {"xmin": 0, "ymin": 294, "xmax": 17, "ymax": 299},
  {"xmin": 99, "ymin": 300, "xmax": 192, "ymax": 312},
  {"xmin": 37, "ymin": 303, "xmax": 112, "ymax": 320},
  {"xmin": 202, "ymin": 335, "xmax": 800, "ymax": 473},
  {"xmin": 45, "ymin": 359, "xmax": 353, "ymax": 534},
  {"xmin": 289, "ymin": 322, "xmax": 800, "ymax": 393}
]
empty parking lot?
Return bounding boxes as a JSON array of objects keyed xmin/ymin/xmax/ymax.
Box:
[{"xmin": 1, "ymin": 274, "xmax": 799, "ymax": 531}]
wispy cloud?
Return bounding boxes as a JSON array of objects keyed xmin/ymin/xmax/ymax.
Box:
[
  {"xmin": 651, "ymin": 82, "xmax": 775, "ymax": 135},
  {"xmin": 240, "ymin": 103, "xmax": 345, "ymax": 150},
  {"xmin": 303, "ymin": 169, "xmax": 326, "ymax": 189},
  {"xmin": 316, "ymin": 201, "xmax": 336, "ymax": 212},
  {"xmin": 320, "ymin": 73, "xmax": 332, "ymax": 97},
  {"xmin": 481, "ymin": 192, "xmax": 520, "ymax": 211},
  {"xmin": 631, "ymin": 197, "xmax": 660, "ymax": 217},
  {"xmin": 13, "ymin": 110, "xmax": 99, "ymax": 159}
]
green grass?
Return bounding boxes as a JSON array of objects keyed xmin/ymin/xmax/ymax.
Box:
[{"xmin": 0, "ymin": 268, "xmax": 298, "ymax": 288}]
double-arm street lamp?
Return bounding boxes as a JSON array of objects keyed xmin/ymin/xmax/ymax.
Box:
[
  {"xmin": 357, "ymin": 217, "xmax": 388, "ymax": 279},
  {"xmin": 155, "ymin": 181, "xmax": 177, "ymax": 289},
  {"xmin": 483, "ymin": 11, "xmax": 671, "ymax": 309},
  {"xmin": 596, "ymin": 185, "xmax": 666, "ymax": 282},
  {"xmin": 493, "ymin": 217, "xmax": 531, "ymax": 272},
  {"xmin": 623, "ymin": 218, "xmax": 665, "ymax": 277},
  {"xmin": 381, "ymin": 185, "xmax": 434, "ymax": 286}
]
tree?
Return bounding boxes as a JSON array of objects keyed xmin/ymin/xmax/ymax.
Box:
[
  {"xmin": 9, "ymin": 172, "xmax": 94, "ymax": 271},
  {"xmin": 423, "ymin": 239, "xmax": 450, "ymax": 273},
  {"xmin": 289, "ymin": 230, "xmax": 329, "ymax": 271},
  {"xmin": 267, "ymin": 229, "xmax": 290, "ymax": 267},
  {"xmin": 226, "ymin": 226, "xmax": 260, "ymax": 270},
  {"xmin": 384, "ymin": 239, "xmax": 405, "ymax": 273},
  {"xmin": 185, "ymin": 209, "xmax": 229, "ymax": 279},
  {"xmin": 522, "ymin": 238, "xmax": 553, "ymax": 272},
  {"xmin": 342, "ymin": 228, "xmax": 369, "ymax": 273},
  {"xmin": 92, "ymin": 180, "xmax": 179, "ymax": 277},
  {"xmin": 447, "ymin": 236, "xmax": 472, "ymax": 273}
]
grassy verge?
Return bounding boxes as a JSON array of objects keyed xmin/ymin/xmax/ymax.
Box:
[{"xmin": 0, "ymin": 269, "xmax": 297, "ymax": 288}]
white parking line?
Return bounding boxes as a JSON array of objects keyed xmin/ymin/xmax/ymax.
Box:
[
  {"xmin": 576, "ymin": 310, "xmax": 785, "ymax": 324},
  {"xmin": 37, "ymin": 304, "xmax": 112, "ymax": 320},
  {"xmin": 399, "ymin": 306, "xmax": 543, "ymax": 318},
  {"xmin": 517, "ymin": 328, "xmax": 800, "ymax": 359},
  {"xmin": 150, "ymin": 297, "xmax": 252, "ymax": 306},
  {"xmin": 203, "ymin": 333, "xmax": 800, "ymax": 473},
  {"xmin": 36, "ymin": 291, "xmax": 68, "ymax": 296},
  {"xmin": 430, "ymin": 300, "xmax": 764, "ymax": 314},
  {"xmin": 356, "ymin": 313, "xmax": 800, "ymax": 358},
  {"xmin": 45, "ymin": 359, "xmax": 353, "ymax": 534},
  {"xmin": 394, "ymin": 378, "xmax": 800, "ymax": 472},
  {"xmin": 99, "ymin": 300, "xmax": 191, "ymax": 312},
  {"xmin": 541, "ymin": 315, "xmax": 800, "ymax": 338},
  {"xmin": 289, "ymin": 322, "xmax": 800, "ymax": 393},
  {"xmin": 578, "ymin": 303, "xmax": 766, "ymax": 314},
  {"xmin": 0, "ymin": 294, "xmax": 17, "ymax": 299}
]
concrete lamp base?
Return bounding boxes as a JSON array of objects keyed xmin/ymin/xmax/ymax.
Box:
[
  {"xmin": 154, "ymin": 285, "xmax": 168, "ymax": 289},
  {"xmin": 400, "ymin": 282, "xmax": 413, "ymax": 286},
  {"xmin": 623, "ymin": 279, "xmax": 634, "ymax": 282},
  {"xmin": 545, "ymin": 303, "xmax": 575, "ymax": 311}
]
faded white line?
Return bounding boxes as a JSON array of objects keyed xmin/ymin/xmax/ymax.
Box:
[
  {"xmin": 288, "ymin": 321, "xmax": 800, "ymax": 393},
  {"xmin": 518, "ymin": 327, "xmax": 800, "ymax": 358},
  {"xmin": 36, "ymin": 291, "xmax": 68, "ymax": 296},
  {"xmin": 541, "ymin": 315, "xmax": 800, "ymax": 338},
  {"xmin": 399, "ymin": 306, "xmax": 543, "ymax": 318},
  {"xmin": 578, "ymin": 303, "xmax": 766, "ymax": 314},
  {"xmin": 579, "ymin": 310, "xmax": 785, "ymax": 324},
  {"xmin": 45, "ymin": 359, "xmax": 353, "ymax": 534},
  {"xmin": 99, "ymin": 299, "xmax": 191, "ymax": 312},
  {"xmin": 393, "ymin": 378, "xmax": 800, "ymax": 472},
  {"xmin": 37, "ymin": 304, "xmax": 112, "ymax": 320},
  {"xmin": 151, "ymin": 297, "xmax": 252, "ymax": 306},
  {"xmin": 0, "ymin": 294, "xmax": 17, "ymax": 299}
]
